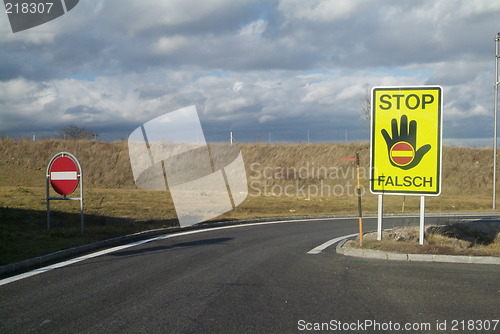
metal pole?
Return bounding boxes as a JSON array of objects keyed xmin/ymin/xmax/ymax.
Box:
[
  {"xmin": 46, "ymin": 172, "xmax": 50, "ymax": 230},
  {"xmin": 494, "ymin": 33, "xmax": 500, "ymax": 209},
  {"xmin": 356, "ymin": 152, "xmax": 363, "ymax": 246},
  {"xmin": 377, "ymin": 194, "xmax": 383, "ymax": 240},
  {"xmin": 80, "ymin": 164, "xmax": 84, "ymax": 235},
  {"xmin": 419, "ymin": 196, "xmax": 425, "ymax": 245}
]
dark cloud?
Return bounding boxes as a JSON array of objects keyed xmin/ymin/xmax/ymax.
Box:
[
  {"xmin": 0, "ymin": 0, "xmax": 499, "ymax": 144},
  {"xmin": 64, "ymin": 105, "xmax": 101, "ymax": 115}
]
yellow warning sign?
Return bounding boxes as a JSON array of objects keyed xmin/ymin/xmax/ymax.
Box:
[{"xmin": 370, "ymin": 86, "xmax": 442, "ymax": 195}]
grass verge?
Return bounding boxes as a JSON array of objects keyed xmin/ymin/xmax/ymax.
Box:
[
  {"xmin": 0, "ymin": 207, "xmax": 178, "ymax": 265},
  {"xmin": 344, "ymin": 223, "xmax": 500, "ymax": 257}
]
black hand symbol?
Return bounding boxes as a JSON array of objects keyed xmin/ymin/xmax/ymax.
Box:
[{"xmin": 381, "ymin": 115, "xmax": 431, "ymax": 170}]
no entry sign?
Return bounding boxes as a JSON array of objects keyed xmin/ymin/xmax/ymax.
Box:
[
  {"xmin": 49, "ymin": 156, "xmax": 79, "ymax": 195},
  {"xmin": 390, "ymin": 142, "xmax": 415, "ymax": 167},
  {"xmin": 46, "ymin": 152, "xmax": 84, "ymax": 233}
]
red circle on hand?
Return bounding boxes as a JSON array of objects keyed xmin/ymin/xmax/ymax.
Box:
[
  {"xmin": 390, "ymin": 142, "xmax": 415, "ymax": 166},
  {"xmin": 49, "ymin": 156, "xmax": 79, "ymax": 195}
]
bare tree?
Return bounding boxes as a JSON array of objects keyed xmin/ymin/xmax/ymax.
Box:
[
  {"xmin": 361, "ymin": 88, "xmax": 371, "ymax": 124},
  {"xmin": 59, "ymin": 125, "xmax": 98, "ymax": 140}
]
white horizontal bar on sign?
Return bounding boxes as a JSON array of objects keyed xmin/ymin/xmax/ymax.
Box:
[{"xmin": 51, "ymin": 171, "xmax": 78, "ymax": 180}]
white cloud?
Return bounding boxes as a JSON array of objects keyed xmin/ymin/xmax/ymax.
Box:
[
  {"xmin": 239, "ymin": 19, "xmax": 267, "ymax": 37},
  {"xmin": 278, "ymin": 0, "xmax": 363, "ymax": 23},
  {"xmin": 153, "ymin": 35, "xmax": 190, "ymax": 54},
  {"xmin": 233, "ymin": 81, "xmax": 243, "ymax": 91},
  {"xmin": 258, "ymin": 115, "xmax": 275, "ymax": 123},
  {"xmin": 0, "ymin": 78, "xmax": 40, "ymax": 101}
]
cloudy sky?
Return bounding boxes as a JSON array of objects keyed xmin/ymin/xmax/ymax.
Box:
[{"xmin": 1, "ymin": 0, "xmax": 499, "ymax": 144}]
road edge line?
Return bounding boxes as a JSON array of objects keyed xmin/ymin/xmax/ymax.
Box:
[
  {"xmin": 0, "ymin": 217, "xmax": 341, "ymax": 285},
  {"xmin": 307, "ymin": 233, "xmax": 358, "ymax": 254}
]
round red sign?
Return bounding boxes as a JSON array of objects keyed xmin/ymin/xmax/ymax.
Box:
[
  {"xmin": 390, "ymin": 142, "xmax": 415, "ymax": 166},
  {"xmin": 49, "ymin": 156, "xmax": 79, "ymax": 195}
]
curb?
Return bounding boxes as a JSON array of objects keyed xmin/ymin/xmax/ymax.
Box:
[{"xmin": 336, "ymin": 239, "xmax": 500, "ymax": 265}]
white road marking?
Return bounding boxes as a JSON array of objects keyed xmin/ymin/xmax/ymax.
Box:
[
  {"xmin": 0, "ymin": 217, "xmax": 338, "ymax": 286},
  {"xmin": 307, "ymin": 233, "xmax": 358, "ymax": 254},
  {"xmin": 4, "ymin": 213, "xmax": 493, "ymax": 285}
]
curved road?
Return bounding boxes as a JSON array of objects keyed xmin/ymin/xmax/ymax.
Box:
[{"xmin": 1, "ymin": 216, "xmax": 499, "ymax": 333}]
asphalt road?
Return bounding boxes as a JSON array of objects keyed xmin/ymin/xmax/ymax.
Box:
[{"xmin": 1, "ymin": 216, "xmax": 499, "ymax": 333}]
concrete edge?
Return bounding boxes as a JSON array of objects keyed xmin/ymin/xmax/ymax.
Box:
[{"xmin": 336, "ymin": 238, "xmax": 500, "ymax": 265}]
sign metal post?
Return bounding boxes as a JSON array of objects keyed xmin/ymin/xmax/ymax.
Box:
[
  {"xmin": 419, "ymin": 196, "xmax": 425, "ymax": 245},
  {"xmin": 494, "ymin": 33, "xmax": 500, "ymax": 209},
  {"xmin": 377, "ymin": 194, "xmax": 383, "ymax": 240},
  {"xmin": 355, "ymin": 152, "xmax": 363, "ymax": 246}
]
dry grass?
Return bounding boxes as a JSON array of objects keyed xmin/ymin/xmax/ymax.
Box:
[
  {"xmin": 0, "ymin": 138, "xmax": 134, "ymax": 188},
  {"xmin": 345, "ymin": 225, "xmax": 500, "ymax": 257},
  {"xmin": 0, "ymin": 138, "xmax": 498, "ymax": 264},
  {"xmin": 0, "ymin": 138, "xmax": 496, "ymax": 220}
]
